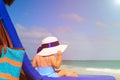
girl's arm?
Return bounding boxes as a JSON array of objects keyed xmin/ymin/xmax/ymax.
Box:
[
  {"xmin": 51, "ymin": 51, "xmax": 62, "ymax": 69},
  {"xmin": 32, "ymin": 55, "xmax": 37, "ymax": 68}
]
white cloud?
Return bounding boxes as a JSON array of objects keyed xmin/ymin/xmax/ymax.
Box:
[
  {"xmin": 53, "ymin": 26, "xmax": 74, "ymax": 34},
  {"xmin": 62, "ymin": 13, "xmax": 85, "ymax": 22},
  {"xmin": 15, "ymin": 24, "xmax": 52, "ymax": 39},
  {"xmin": 96, "ymin": 21, "xmax": 109, "ymax": 28}
]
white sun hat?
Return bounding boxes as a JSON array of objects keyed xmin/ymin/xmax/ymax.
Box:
[{"xmin": 37, "ymin": 36, "xmax": 68, "ymax": 56}]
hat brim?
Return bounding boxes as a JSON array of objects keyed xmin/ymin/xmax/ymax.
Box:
[{"xmin": 37, "ymin": 44, "xmax": 68, "ymax": 56}]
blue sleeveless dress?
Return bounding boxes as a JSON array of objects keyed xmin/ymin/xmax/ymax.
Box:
[{"xmin": 36, "ymin": 66, "xmax": 59, "ymax": 77}]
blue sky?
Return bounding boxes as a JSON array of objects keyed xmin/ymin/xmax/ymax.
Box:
[{"xmin": 6, "ymin": 0, "xmax": 120, "ymax": 60}]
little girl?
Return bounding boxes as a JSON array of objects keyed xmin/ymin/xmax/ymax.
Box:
[{"xmin": 32, "ymin": 36, "xmax": 78, "ymax": 77}]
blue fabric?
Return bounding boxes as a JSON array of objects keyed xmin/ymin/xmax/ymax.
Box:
[
  {"xmin": 36, "ymin": 66, "xmax": 59, "ymax": 77},
  {"xmin": 0, "ymin": 47, "xmax": 25, "ymax": 79},
  {"xmin": 42, "ymin": 75, "xmax": 116, "ymax": 80}
]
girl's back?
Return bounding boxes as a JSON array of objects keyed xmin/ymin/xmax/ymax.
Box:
[{"xmin": 35, "ymin": 55, "xmax": 53, "ymax": 67}]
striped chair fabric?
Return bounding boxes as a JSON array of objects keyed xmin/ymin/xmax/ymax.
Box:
[{"xmin": 0, "ymin": 47, "xmax": 25, "ymax": 80}]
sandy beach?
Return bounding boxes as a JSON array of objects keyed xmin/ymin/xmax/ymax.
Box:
[{"xmin": 59, "ymin": 65, "xmax": 120, "ymax": 80}]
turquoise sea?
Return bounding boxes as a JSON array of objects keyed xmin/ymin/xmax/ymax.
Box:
[{"xmin": 62, "ymin": 60, "xmax": 120, "ymax": 69}]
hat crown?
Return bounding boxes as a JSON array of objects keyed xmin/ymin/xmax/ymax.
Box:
[{"xmin": 42, "ymin": 37, "xmax": 58, "ymax": 44}]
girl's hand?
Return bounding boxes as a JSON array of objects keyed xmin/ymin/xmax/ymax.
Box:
[{"xmin": 57, "ymin": 51, "xmax": 62, "ymax": 56}]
